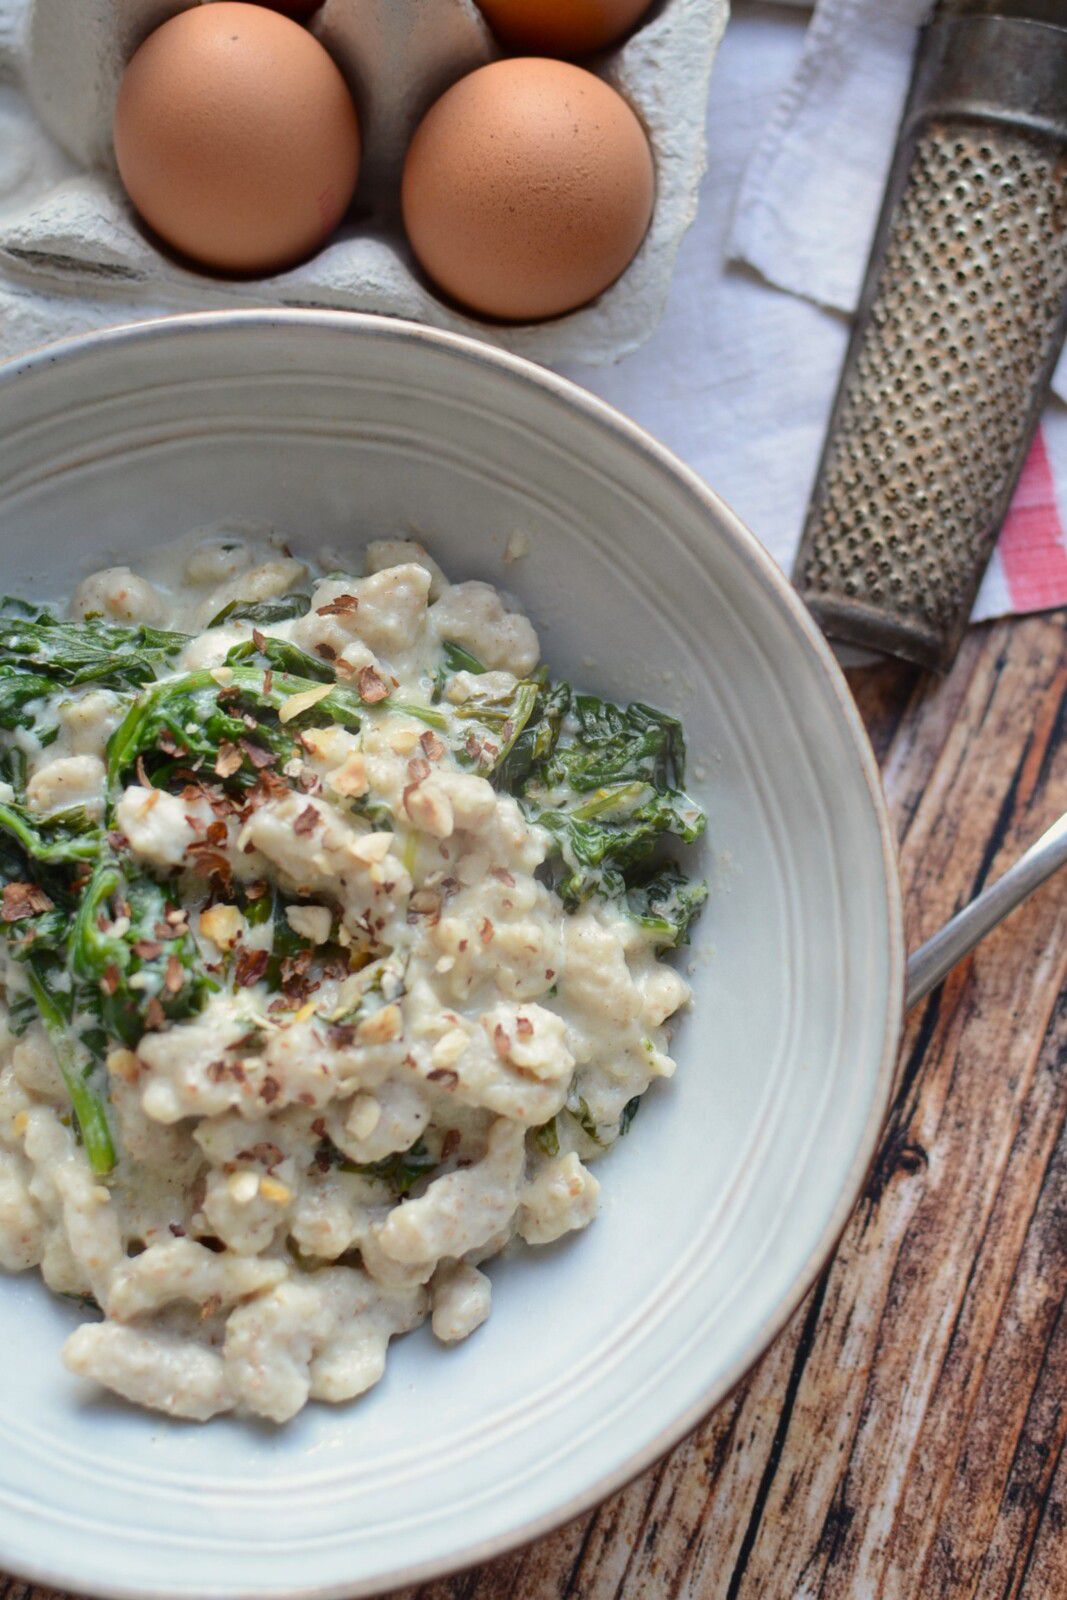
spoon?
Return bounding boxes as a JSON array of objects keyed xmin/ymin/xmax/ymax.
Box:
[{"xmin": 906, "ymin": 811, "xmax": 1067, "ymax": 1010}]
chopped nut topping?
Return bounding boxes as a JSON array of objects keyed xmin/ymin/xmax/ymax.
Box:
[
  {"xmin": 404, "ymin": 779, "xmax": 453, "ymax": 838},
  {"xmin": 407, "ymin": 888, "xmax": 442, "ymax": 926},
  {"xmin": 235, "ymin": 947, "xmax": 269, "ymax": 988},
  {"xmin": 293, "ymin": 805, "xmax": 320, "ymax": 837},
  {"xmin": 214, "ymin": 742, "xmax": 243, "ymax": 779},
  {"xmin": 357, "ymin": 666, "xmax": 390, "ymax": 704},
  {"xmin": 285, "ymin": 904, "xmax": 332, "ymax": 945},
  {"xmin": 239, "ymin": 739, "xmax": 275, "ymax": 770},
  {"xmin": 237, "ymin": 1141, "xmax": 284, "ymax": 1169},
  {"xmin": 278, "ymin": 683, "xmax": 333, "ymax": 724},
  {"xmin": 199, "ymin": 903, "xmax": 245, "ymax": 951},
  {"xmin": 387, "ymin": 726, "xmax": 420, "ymax": 755},
  {"xmin": 106, "ymin": 1048, "xmax": 140, "ymax": 1084},
  {"xmin": 327, "ymin": 751, "xmax": 368, "ymax": 799},
  {"xmin": 431, "ymin": 1028, "xmax": 468, "ymax": 1068},
  {"xmin": 184, "ymin": 843, "xmax": 233, "ymax": 890},
  {"xmin": 1, "ymin": 882, "xmax": 53, "ymax": 921},
  {"xmin": 349, "ymin": 831, "xmax": 394, "ymax": 865},
  {"xmin": 226, "ymin": 1171, "xmax": 260, "ymax": 1206},
  {"xmin": 316, "ymin": 593, "xmax": 359, "ymax": 617},
  {"xmin": 356, "ymin": 1003, "xmax": 402, "ymax": 1045},
  {"xmin": 259, "ymin": 1176, "xmax": 291, "ymax": 1205}
]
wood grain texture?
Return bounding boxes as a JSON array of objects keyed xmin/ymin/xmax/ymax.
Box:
[{"xmin": 2, "ymin": 612, "xmax": 1064, "ymax": 1600}]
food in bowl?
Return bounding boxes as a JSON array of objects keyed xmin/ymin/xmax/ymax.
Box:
[{"xmin": 0, "ymin": 533, "xmax": 705, "ymax": 1422}]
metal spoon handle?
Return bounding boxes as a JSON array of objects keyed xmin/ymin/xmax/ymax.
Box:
[{"xmin": 906, "ymin": 812, "xmax": 1067, "ymax": 1010}]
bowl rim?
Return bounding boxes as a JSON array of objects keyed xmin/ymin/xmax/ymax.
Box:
[{"xmin": 0, "ymin": 308, "xmax": 904, "ymax": 1600}]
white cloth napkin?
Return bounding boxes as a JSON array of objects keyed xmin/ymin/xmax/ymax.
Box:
[{"xmin": 567, "ymin": 0, "xmax": 1067, "ymax": 623}]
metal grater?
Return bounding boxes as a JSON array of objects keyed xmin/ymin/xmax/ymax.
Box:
[{"xmin": 793, "ymin": 0, "xmax": 1067, "ymax": 673}]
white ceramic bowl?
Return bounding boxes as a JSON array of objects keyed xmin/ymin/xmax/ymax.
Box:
[{"xmin": 0, "ymin": 311, "xmax": 903, "ymax": 1600}]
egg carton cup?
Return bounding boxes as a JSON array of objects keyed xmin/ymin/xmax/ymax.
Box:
[{"xmin": 0, "ymin": 0, "xmax": 727, "ymax": 365}]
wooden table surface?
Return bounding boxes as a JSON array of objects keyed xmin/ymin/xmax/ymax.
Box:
[{"xmin": 5, "ymin": 610, "xmax": 1065, "ymax": 1600}]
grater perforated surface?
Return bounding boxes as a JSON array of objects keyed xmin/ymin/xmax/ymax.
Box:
[{"xmin": 796, "ymin": 121, "xmax": 1067, "ymax": 670}]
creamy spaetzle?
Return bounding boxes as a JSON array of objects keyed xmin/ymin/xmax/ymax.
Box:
[{"xmin": 0, "ymin": 534, "xmax": 705, "ymax": 1421}]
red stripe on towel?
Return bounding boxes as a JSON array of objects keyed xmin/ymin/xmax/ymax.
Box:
[{"xmin": 998, "ymin": 428, "xmax": 1067, "ymax": 613}]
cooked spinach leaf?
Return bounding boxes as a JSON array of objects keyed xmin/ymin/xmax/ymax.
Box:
[
  {"xmin": 0, "ymin": 615, "xmax": 188, "ymax": 691},
  {"xmin": 495, "ymin": 679, "xmax": 570, "ymax": 793},
  {"xmin": 106, "ymin": 664, "xmax": 368, "ymax": 790},
  {"xmin": 25, "ymin": 962, "xmax": 115, "ymax": 1176},
  {"xmin": 69, "ymin": 853, "xmax": 218, "ymax": 1048},
  {"xmin": 496, "ymin": 685, "xmax": 707, "ymax": 909},
  {"xmin": 626, "ymin": 862, "xmax": 709, "ymax": 949},
  {"xmin": 226, "ymin": 634, "xmax": 335, "ymax": 683},
  {"xmin": 0, "ymin": 802, "xmax": 101, "ymax": 864},
  {"xmin": 209, "ymin": 593, "xmax": 311, "ymax": 629},
  {"xmin": 535, "ymin": 1087, "xmax": 641, "ymax": 1157},
  {"xmin": 449, "ymin": 674, "xmax": 542, "ymax": 777},
  {"xmin": 538, "ymin": 697, "xmax": 687, "ymax": 794},
  {"xmin": 524, "ymin": 781, "xmax": 704, "ymax": 905},
  {"xmin": 441, "ymin": 641, "xmax": 486, "ymax": 677},
  {"xmin": 333, "ymin": 1137, "xmax": 438, "ymax": 1195}
]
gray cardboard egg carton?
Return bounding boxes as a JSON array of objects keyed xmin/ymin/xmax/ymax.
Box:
[{"xmin": 0, "ymin": 0, "xmax": 727, "ymax": 366}]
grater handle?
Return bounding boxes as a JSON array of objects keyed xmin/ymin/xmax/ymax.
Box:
[{"xmin": 793, "ymin": 8, "xmax": 1067, "ymax": 674}]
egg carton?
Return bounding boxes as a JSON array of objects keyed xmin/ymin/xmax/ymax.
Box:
[{"xmin": 0, "ymin": 0, "xmax": 728, "ymax": 365}]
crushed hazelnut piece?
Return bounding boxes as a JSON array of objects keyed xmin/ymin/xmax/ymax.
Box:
[
  {"xmin": 199, "ymin": 903, "xmax": 246, "ymax": 951},
  {"xmin": 431, "ymin": 1028, "xmax": 468, "ymax": 1069},
  {"xmin": 1, "ymin": 882, "xmax": 53, "ymax": 921},
  {"xmin": 226, "ymin": 1171, "xmax": 260, "ymax": 1206},
  {"xmin": 349, "ymin": 831, "xmax": 394, "ymax": 865},
  {"xmin": 259, "ymin": 1176, "xmax": 291, "ymax": 1206},
  {"xmin": 316, "ymin": 594, "xmax": 359, "ymax": 617},
  {"xmin": 356, "ymin": 1003, "xmax": 402, "ymax": 1045},
  {"xmin": 293, "ymin": 805, "xmax": 320, "ymax": 836},
  {"xmin": 214, "ymin": 742, "xmax": 243, "ymax": 779},
  {"xmin": 107, "ymin": 1048, "xmax": 140, "ymax": 1084},
  {"xmin": 327, "ymin": 751, "xmax": 368, "ymax": 799},
  {"xmin": 278, "ymin": 683, "xmax": 333, "ymax": 724},
  {"xmin": 357, "ymin": 666, "xmax": 390, "ymax": 705}
]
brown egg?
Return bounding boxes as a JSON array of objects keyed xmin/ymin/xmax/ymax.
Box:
[
  {"xmin": 113, "ymin": 3, "xmax": 360, "ymax": 275},
  {"xmin": 476, "ymin": 0, "xmax": 654, "ymax": 57},
  {"xmin": 401, "ymin": 59, "xmax": 654, "ymax": 323}
]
